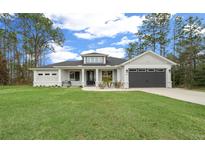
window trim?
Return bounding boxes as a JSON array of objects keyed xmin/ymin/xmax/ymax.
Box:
[
  {"xmin": 155, "ymin": 69, "xmax": 165, "ymax": 72},
  {"xmin": 147, "ymin": 68, "xmax": 155, "ymax": 72},
  {"xmin": 129, "ymin": 69, "xmax": 137, "ymax": 72},
  {"xmin": 85, "ymin": 56, "xmax": 104, "ymax": 64},
  {"xmin": 138, "ymin": 68, "xmax": 146, "ymax": 72},
  {"xmin": 70, "ymin": 71, "xmax": 80, "ymax": 81}
]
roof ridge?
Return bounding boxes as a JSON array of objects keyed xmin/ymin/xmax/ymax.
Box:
[{"xmin": 108, "ymin": 56, "xmax": 127, "ymax": 60}]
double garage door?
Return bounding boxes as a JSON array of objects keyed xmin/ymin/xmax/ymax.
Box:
[{"xmin": 129, "ymin": 68, "xmax": 166, "ymax": 88}]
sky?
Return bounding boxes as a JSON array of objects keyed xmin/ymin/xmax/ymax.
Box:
[
  {"xmin": 45, "ymin": 13, "xmax": 205, "ymax": 64},
  {"xmin": 45, "ymin": 13, "xmax": 146, "ymax": 64},
  {"xmin": 2, "ymin": 13, "xmax": 205, "ymax": 64}
]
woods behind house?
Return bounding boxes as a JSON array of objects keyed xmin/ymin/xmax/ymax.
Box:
[
  {"xmin": 0, "ymin": 13, "xmax": 204, "ymax": 88},
  {"xmin": 0, "ymin": 13, "xmax": 64, "ymax": 85}
]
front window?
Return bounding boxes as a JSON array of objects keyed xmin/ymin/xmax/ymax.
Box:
[
  {"xmin": 102, "ymin": 71, "xmax": 112, "ymax": 82},
  {"xmin": 85, "ymin": 57, "xmax": 104, "ymax": 64},
  {"xmin": 70, "ymin": 71, "xmax": 80, "ymax": 81}
]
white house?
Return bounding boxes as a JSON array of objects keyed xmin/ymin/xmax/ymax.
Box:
[{"xmin": 30, "ymin": 51, "xmax": 176, "ymax": 88}]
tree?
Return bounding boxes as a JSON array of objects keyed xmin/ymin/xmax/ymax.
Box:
[
  {"xmin": 173, "ymin": 16, "xmax": 184, "ymax": 57},
  {"xmin": 156, "ymin": 13, "xmax": 171, "ymax": 56},
  {"xmin": 0, "ymin": 53, "xmax": 9, "ymax": 85},
  {"xmin": 126, "ymin": 13, "xmax": 171, "ymax": 58},
  {"xmin": 140, "ymin": 13, "xmax": 159, "ymax": 52},
  {"xmin": 126, "ymin": 42, "xmax": 137, "ymax": 59},
  {"xmin": 17, "ymin": 13, "xmax": 64, "ymax": 67},
  {"xmin": 0, "ymin": 13, "xmax": 65, "ymax": 85},
  {"xmin": 173, "ymin": 16, "xmax": 205, "ymax": 88}
]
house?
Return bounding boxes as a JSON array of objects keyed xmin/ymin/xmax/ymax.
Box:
[{"xmin": 30, "ymin": 51, "xmax": 177, "ymax": 88}]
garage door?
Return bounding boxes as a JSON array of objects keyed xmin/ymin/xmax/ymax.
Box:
[{"xmin": 129, "ymin": 68, "xmax": 166, "ymax": 88}]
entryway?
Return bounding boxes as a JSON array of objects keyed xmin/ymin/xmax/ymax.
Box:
[{"xmin": 86, "ymin": 70, "xmax": 95, "ymax": 86}]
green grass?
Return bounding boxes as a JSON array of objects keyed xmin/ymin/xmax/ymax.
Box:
[{"xmin": 0, "ymin": 86, "xmax": 205, "ymax": 139}]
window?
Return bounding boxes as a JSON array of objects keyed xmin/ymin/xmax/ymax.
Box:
[
  {"xmin": 102, "ymin": 71, "xmax": 112, "ymax": 82},
  {"xmin": 85, "ymin": 57, "xmax": 104, "ymax": 64},
  {"xmin": 70, "ymin": 71, "xmax": 80, "ymax": 81},
  {"xmin": 52, "ymin": 73, "xmax": 57, "ymax": 76},
  {"xmin": 129, "ymin": 69, "xmax": 137, "ymax": 72},
  {"xmin": 155, "ymin": 69, "xmax": 165, "ymax": 72},
  {"xmin": 45, "ymin": 73, "xmax": 50, "ymax": 76},
  {"xmin": 138, "ymin": 68, "xmax": 146, "ymax": 72},
  {"xmin": 38, "ymin": 73, "xmax": 43, "ymax": 76},
  {"xmin": 147, "ymin": 69, "xmax": 155, "ymax": 72}
]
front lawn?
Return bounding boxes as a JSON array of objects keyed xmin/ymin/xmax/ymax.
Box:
[{"xmin": 0, "ymin": 86, "xmax": 205, "ymax": 139}]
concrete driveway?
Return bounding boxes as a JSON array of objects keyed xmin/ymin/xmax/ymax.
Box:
[
  {"xmin": 136, "ymin": 88, "xmax": 205, "ymax": 105},
  {"xmin": 83, "ymin": 87, "xmax": 205, "ymax": 105}
]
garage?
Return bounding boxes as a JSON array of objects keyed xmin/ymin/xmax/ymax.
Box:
[
  {"xmin": 34, "ymin": 70, "xmax": 59, "ymax": 86},
  {"xmin": 129, "ymin": 68, "xmax": 166, "ymax": 88}
]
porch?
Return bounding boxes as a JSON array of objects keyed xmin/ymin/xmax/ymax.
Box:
[{"xmin": 58, "ymin": 68, "xmax": 120, "ymax": 87}]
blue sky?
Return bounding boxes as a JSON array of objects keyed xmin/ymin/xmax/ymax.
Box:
[
  {"xmin": 2, "ymin": 13, "xmax": 204, "ymax": 64},
  {"xmin": 45, "ymin": 13, "xmax": 205, "ymax": 64},
  {"xmin": 45, "ymin": 13, "xmax": 147, "ymax": 64}
]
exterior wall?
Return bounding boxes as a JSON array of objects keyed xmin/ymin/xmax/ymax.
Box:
[
  {"xmin": 66, "ymin": 69, "xmax": 82, "ymax": 86},
  {"xmin": 61, "ymin": 70, "xmax": 68, "ymax": 81},
  {"xmin": 128, "ymin": 53, "xmax": 171, "ymax": 65},
  {"xmin": 122, "ymin": 53, "xmax": 173, "ymax": 88},
  {"xmin": 33, "ymin": 70, "xmax": 59, "ymax": 86}
]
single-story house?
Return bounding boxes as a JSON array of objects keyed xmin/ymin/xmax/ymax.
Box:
[{"xmin": 30, "ymin": 51, "xmax": 177, "ymax": 88}]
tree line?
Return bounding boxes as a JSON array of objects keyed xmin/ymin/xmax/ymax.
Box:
[
  {"xmin": 126, "ymin": 13, "xmax": 205, "ymax": 88},
  {"xmin": 0, "ymin": 13, "xmax": 64, "ymax": 85}
]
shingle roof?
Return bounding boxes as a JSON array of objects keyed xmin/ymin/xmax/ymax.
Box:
[{"xmin": 38, "ymin": 57, "xmax": 127, "ymax": 68}]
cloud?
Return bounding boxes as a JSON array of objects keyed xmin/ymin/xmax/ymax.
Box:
[
  {"xmin": 45, "ymin": 13, "xmax": 144, "ymax": 39},
  {"xmin": 81, "ymin": 47, "xmax": 126, "ymax": 58},
  {"xmin": 112, "ymin": 36, "xmax": 137, "ymax": 46},
  {"xmin": 48, "ymin": 43, "xmax": 79, "ymax": 63},
  {"xmin": 97, "ymin": 40, "xmax": 106, "ymax": 45}
]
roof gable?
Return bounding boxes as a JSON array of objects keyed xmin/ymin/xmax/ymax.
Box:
[
  {"xmin": 121, "ymin": 51, "xmax": 177, "ymax": 66},
  {"xmin": 81, "ymin": 52, "xmax": 108, "ymax": 57}
]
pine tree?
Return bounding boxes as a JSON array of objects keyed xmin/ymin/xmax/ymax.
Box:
[
  {"xmin": 156, "ymin": 13, "xmax": 171, "ymax": 56},
  {"xmin": 0, "ymin": 53, "xmax": 9, "ymax": 85}
]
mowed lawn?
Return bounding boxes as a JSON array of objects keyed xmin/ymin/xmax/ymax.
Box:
[{"xmin": 0, "ymin": 86, "xmax": 205, "ymax": 140}]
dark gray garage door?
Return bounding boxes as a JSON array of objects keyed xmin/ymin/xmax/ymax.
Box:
[{"xmin": 129, "ymin": 68, "xmax": 166, "ymax": 88}]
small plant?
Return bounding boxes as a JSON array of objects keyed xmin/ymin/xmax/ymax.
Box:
[
  {"xmin": 98, "ymin": 82, "xmax": 106, "ymax": 89},
  {"xmin": 107, "ymin": 81, "xmax": 112, "ymax": 88},
  {"xmin": 114, "ymin": 82, "xmax": 124, "ymax": 88},
  {"xmin": 102, "ymin": 77, "xmax": 112, "ymax": 88}
]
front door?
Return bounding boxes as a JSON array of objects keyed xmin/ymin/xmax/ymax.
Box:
[{"xmin": 86, "ymin": 71, "xmax": 95, "ymax": 86}]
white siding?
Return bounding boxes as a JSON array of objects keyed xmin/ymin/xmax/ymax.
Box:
[
  {"xmin": 33, "ymin": 70, "xmax": 59, "ymax": 87},
  {"xmin": 61, "ymin": 70, "xmax": 68, "ymax": 81},
  {"xmin": 128, "ymin": 53, "xmax": 171, "ymax": 65}
]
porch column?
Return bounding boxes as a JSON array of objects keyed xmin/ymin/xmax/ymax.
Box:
[
  {"xmin": 33, "ymin": 70, "xmax": 37, "ymax": 86},
  {"xmin": 58, "ymin": 69, "xmax": 62, "ymax": 86},
  {"xmin": 95, "ymin": 68, "xmax": 99, "ymax": 87},
  {"xmin": 117, "ymin": 68, "xmax": 120, "ymax": 82},
  {"xmin": 166, "ymin": 66, "xmax": 172, "ymax": 88},
  {"xmin": 82, "ymin": 68, "xmax": 85, "ymax": 87}
]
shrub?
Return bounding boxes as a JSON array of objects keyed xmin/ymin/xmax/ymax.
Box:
[
  {"xmin": 114, "ymin": 82, "xmax": 124, "ymax": 88},
  {"xmin": 98, "ymin": 82, "xmax": 106, "ymax": 89}
]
